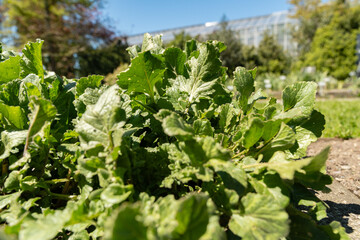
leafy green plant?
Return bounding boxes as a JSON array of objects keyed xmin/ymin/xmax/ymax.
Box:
[{"xmin": 0, "ymin": 35, "xmax": 349, "ymax": 239}]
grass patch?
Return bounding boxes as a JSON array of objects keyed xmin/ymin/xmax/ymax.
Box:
[
  {"xmin": 315, "ymin": 99, "xmax": 360, "ymax": 138},
  {"xmin": 255, "ymin": 98, "xmax": 360, "ymax": 139}
]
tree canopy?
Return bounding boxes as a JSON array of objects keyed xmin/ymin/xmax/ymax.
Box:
[
  {"xmin": 257, "ymin": 33, "xmax": 289, "ymax": 75},
  {"xmin": 303, "ymin": 2, "xmax": 360, "ymax": 79},
  {"xmin": 207, "ymin": 18, "xmax": 245, "ymax": 74},
  {"xmin": 1, "ymin": 0, "xmax": 128, "ymax": 77},
  {"xmin": 289, "ymin": 0, "xmax": 334, "ymax": 59}
]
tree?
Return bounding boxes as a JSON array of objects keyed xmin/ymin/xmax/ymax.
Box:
[
  {"xmin": 206, "ymin": 17, "xmax": 245, "ymax": 74},
  {"xmin": 77, "ymin": 38, "xmax": 129, "ymax": 77},
  {"xmin": 289, "ymin": 0, "xmax": 334, "ymax": 58},
  {"xmin": 1, "ymin": 0, "xmax": 123, "ymax": 77},
  {"xmin": 304, "ymin": 2, "xmax": 360, "ymax": 79},
  {"xmin": 241, "ymin": 45, "xmax": 260, "ymax": 70},
  {"xmin": 167, "ymin": 31, "xmax": 194, "ymax": 49},
  {"xmin": 257, "ymin": 32, "xmax": 289, "ymax": 74}
]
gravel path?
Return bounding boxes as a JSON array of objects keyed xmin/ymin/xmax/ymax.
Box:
[{"xmin": 308, "ymin": 138, "xmax": 360, "ymax": 240}]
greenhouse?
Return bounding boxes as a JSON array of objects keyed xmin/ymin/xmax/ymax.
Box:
[{"xmin": 127, "ymin": 10, "xmax": 297, "ymax": 52}]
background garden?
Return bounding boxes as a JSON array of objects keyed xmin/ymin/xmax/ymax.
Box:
[{"xmin": 0, "ymin": 0, "xmax": 360, "ymax": 239}]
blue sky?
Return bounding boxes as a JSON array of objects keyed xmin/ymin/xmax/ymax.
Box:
[{"xmin": 103, "ymin": 0, "xmax": 293, "ymax": 36}]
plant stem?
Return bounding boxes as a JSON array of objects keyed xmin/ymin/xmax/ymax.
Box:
[
  {"xmin": 23, "ymin": 105, "xmax": 40, "ymax": 156},
  {"xmin": 49, "ymin": 192, "xmax": 77, "ymax": 200},
  {"xmin": 1, "ymin": 159, "xmax": 8, "ymax": 177},
  {"xmin": 241, "ymin": 162, "xmax": 270, "ymax": 169},
  {"xmin": 44, "ymin": 178, "xmax": 70, "ymax": 184},
  {"xmin": 232, "ymin": 149, "xmax": 248, "ymax": 159}
]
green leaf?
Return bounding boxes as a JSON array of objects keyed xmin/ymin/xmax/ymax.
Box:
[
  {"xmin": 319, "ymin": 221, "xmax": 351, "ymax": 240},
  {"xmin": 0, "ymin": 103, "xmax": 28, "ymax": 130},
  {"xmin": 100, "ymin": 183, "xmax": 132, "ymax": 208},
  {"xmin": 187, "ymin": 42, "xmax": 222, "ymax": 83},
  {"xmin": 75, "ymin": 85, "xmax": 129, "ymax": 149},
  {"xmin": 0, "ymin": 79, "xmax": 22, "ymax": 106},
  {"xmin": 74, "ymin": 86, "xmax": 107, "ymax": 116},
  {"xmin": 181, "ymin": 136, "xmax": 231, "ymax": 165},
  {"xmin": 0, "ymin": 47, "xmax": 17, "ymax": 62},
  {"xmin": 185, "ymin": 39, "xmax": 198, "ymax": 58},
  {"xmin": 18, "ymin": 74, "xmax": 44, "ymax": 105},
  {"xmin": 0, "ymin": 55, "xmax": 21, "ymax": 83},
  {"xmin": 162, "ymin": 112, "xmax": 194, "ymax": 140},
  {"xmin": 218, "ymin": 103, "xmax": 236, "ymax": 133},
  {"xmin": 68, "ymin": 230, "xmax": 90, "ymax": 240},
  {"xmin": 164, "ymin": 47, "xmax": 187, "ymax": 79},
  {"xmin": 163, "ymin": 137, "xmax": 230, "ymax": 186},
  {"xmin": 242, "ymin": 117, "xmax": 264, "ymax": 149},
  {"xmin": 19, "ymin": 187, "xmax": 92, "ymax": 240},
  {"xmin": 287, "ymin": 206, "xmax": 349, "ymax": 240},
  {"xmin": 77, "ymin": 156, "xmax": 105, "ymax": 178},
  {"xmin": 172, "ymin": 194, "xmax": 210, "ymax": 240},
  {"xmin": 207, "ymin": 160, "xmax": 247, "ymax": 195},
  {"xmin": 295, "ymin": 147, "xmax": 332, "ymax": 190},
  {"xmin": 193, "ymin": 119, "xmax": 214, "ymax": 136},
  {"xmin": 117, "ymin": 51, "xmax": 165, "ymax": 103},
  {"xmin": 229, "ymin": 193, "xmax": 289, "ymax": 240},
  {"xmin": 262, "ymin": 119, "xmax": 282, "ymax": 142},
  {"xmin": 199, "ymin": 215, "xmax": 226, "ymax": 240},
  {"xmin": 261, "ymin": 123, "xmax": 296, "ymax": 159},
  {"xmin": 268, "ymin": 151, "xmax": 312, "ymax": 180},
  {"xmin": 287, "ymin": 110, "xmax": 325, "ymax": 158},
  {"xmin": 166, "ymin": 42, "xmax": 223, "ymax": 108},
  {"xmin": 0, "ymin": 192, "xmax": 21, "ymax": 209},
  {"xmin": 27, "ymin": 97, "xmax": 57, "ymax": 139},
  {"xmin": 249, "ymin": 173, "xmax": 290, "ymax": 208},
  {"xmin": 293, "ymin": 183, "xmax": 328, "ymax": 221},
  {"xmin": 168, "ymin": 75, "xmax": 217, "ymax": 106},
  {"xmin": 20, "ymin": 176, "xmax": 39, "ymax": 191},
  {"xmin": 20, "ymin": 40, "xmax": 44, "ymax": 80},
  {"xmin": 19, "ymin": 210, "xmax": 69, "ymax": 240},
  {"xmin": 126, "ymin": 45, "xmax": 141, "ymax": 59},
  {"xmin": 0, "ymin": 130, "xmax": 27, "ymax": 160},
  {"xmin": 141, "ymin": 33, "xmax": 164, "ymax": 54},
  {"xmin": 104, "ymin": 204, "xmax": 147, "ymax": 240},
  {"xmin": 4, "ymin": 171, "xmax": 20, "ymax": 191},
  {"xmin": 282, "ymin": 82, "xmax": 317, "ymax": 120},
  {"xmin": 75, "ymin": 75, "xmax": 103, "ymax": 97},
  {"xmin": 233, "ymin": 67, "xmax": 255, "ymax": 112}
]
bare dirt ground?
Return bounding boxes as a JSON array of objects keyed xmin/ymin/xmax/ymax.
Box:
[{"xmin": 307, "ymin": 138, "xmax": 360, "ymax": 239}]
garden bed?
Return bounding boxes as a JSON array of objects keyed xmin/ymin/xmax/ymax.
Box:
[{"xmin": 308, "ymin": 138, "xmax": 360, "ymax": 239}]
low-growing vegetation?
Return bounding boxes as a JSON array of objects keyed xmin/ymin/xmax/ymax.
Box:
[
  {"xmin": 316, "ymin": 99, "xmax": 360, "ymax": 139},
  {"xmin": 0, "ymin": 35, "xmax": 350, "ymax": 239}
]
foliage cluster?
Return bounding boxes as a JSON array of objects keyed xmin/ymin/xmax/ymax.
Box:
[
  {"xmin": 289, "ymin": 0, "xmax": 334, "ymax": 59},
  {"xmin": 0, "ymin": 0, "xmax": 129, "ymax": 78},
  {"xmin": 171, "ymin": 22, "xmax": 290, "ymax": 76},
  {"xmin": 291, "ymin": 0, "xmax": 360, "ymax": 79},
  {"xmin": 0, "ymin": 35, "xmax": 349, "ymax": 239},
  {"xmin": 256, "ymin": 70, "xmax": 336, "ymax": 92},
  {"xmin": 303, "ymin": 2, "xmax": 360, "ymax": 80},
  {"xmin": 207, "ymin": 24, "xmax": 290, "ymax": 76}
]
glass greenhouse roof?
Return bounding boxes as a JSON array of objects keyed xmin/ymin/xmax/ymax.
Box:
[{"xmin": 126, "ymin": 10, "xmax": 297, "ymax": 48}]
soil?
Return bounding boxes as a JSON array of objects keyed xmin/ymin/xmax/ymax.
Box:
[{"xmin": 307, "ymin": 138, "xmax": 360, "ymax": 240}]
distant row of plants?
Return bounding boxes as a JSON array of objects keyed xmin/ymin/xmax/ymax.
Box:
[{"xmin": 255, "ymin": 70, "xmax": 360, "ymax": 92}]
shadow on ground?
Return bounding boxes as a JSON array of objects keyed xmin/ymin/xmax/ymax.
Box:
[{"xmin": 319, "ymin": 201, "xmax": 360, "ymax": 234}]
